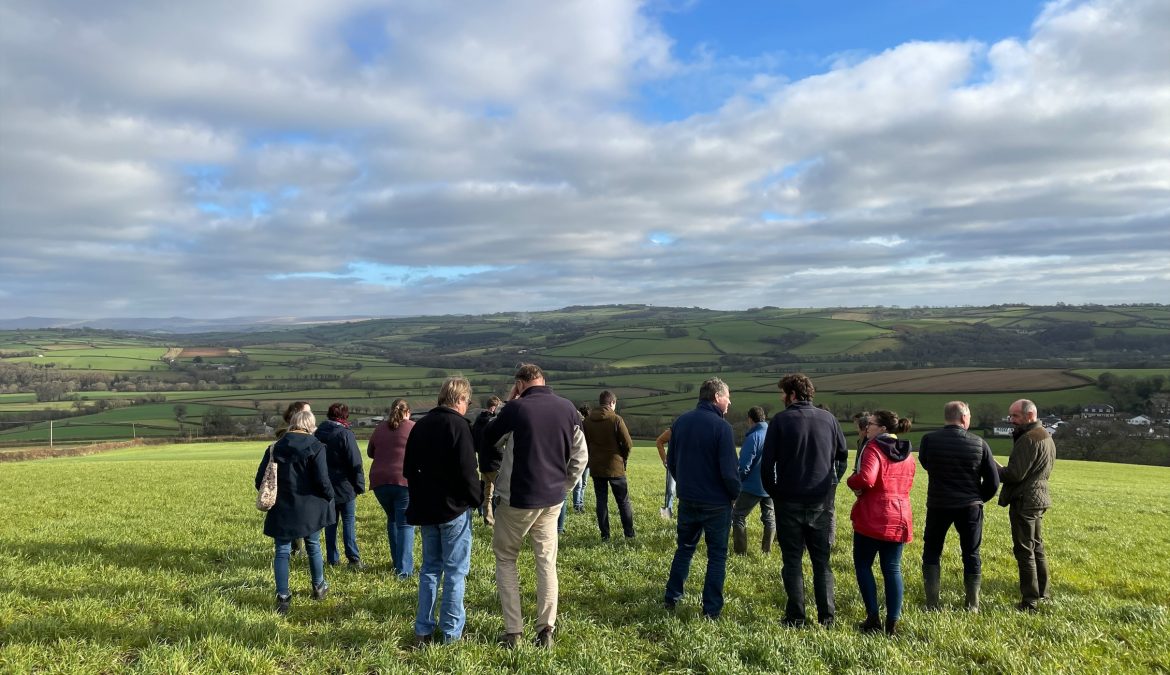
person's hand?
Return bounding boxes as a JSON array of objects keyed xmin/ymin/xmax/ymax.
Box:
[{"xmin": 509, "ymin": 382, "xmax": 522, "ymax": 400}]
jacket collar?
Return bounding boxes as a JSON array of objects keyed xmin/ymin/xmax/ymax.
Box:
[
  {"xmin": 1012, "ymin": 420, "xmax": 1043, "ymax": 440},
  {"xmin": 696, "ymin": 399, "xmax": 724, "ymax": 417},
  {"xmin": 520, "ymin": 385, "xmax": 553, "ymax": 398}
]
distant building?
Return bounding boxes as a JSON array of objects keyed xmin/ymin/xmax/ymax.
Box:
[
  {"xmin": 1127, "ymin": 415, "xmax": 1153, "ymax": 426},
  {"xmin": 993, "ymin": 425, "xmax": 1015, "ymax": 437},
  {"xmin": 1081, "ymin": 403, "xmax": 1115, "ymax": 418}
]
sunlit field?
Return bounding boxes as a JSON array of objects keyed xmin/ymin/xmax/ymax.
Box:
[{"xmin": 1, "ymin": 442, "xmax": 1167, "ymax": 673}]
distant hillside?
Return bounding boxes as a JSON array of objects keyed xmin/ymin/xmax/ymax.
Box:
[{"xmin": 0, "ymin": 315, "xmax": 387, "ymax": 333}]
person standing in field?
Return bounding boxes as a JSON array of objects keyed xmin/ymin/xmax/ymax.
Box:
[
  {"xmin": 403, "ymin": 377, "xmax": 483, "ymax": 645},
  {"xmin": 918, "ymin": 400, "xmax": 1000, "ymax": 612},
  {"xmin": 760, "ymin": 373, "xmax": 848, "ymax": 627},
  {"xmin": 656, "ymin": 427, "xmax": 676, "ymax": 518},
  {"xmin": 584, "ymin": 391, "xmax": 636, "ymax": 541},
  {"xmin": 482, "ymin": 363, "xmax": 587, "ymax": 649},
  {"xmin": 851, "ymin": 411, "xmax": 871, "ymax": 472},
  {"xmin": 571, "ymin": 403, "xmax": 592, "ymax": 514},
  {"xmin": 256, "ymin": 408, "xmax": 335, "ymax": 615},
  {"xmin": 472, "ymin": 395, "xmax": 503, "ymax": 526},
  {"xmin": 999, "ymin": 398, "xmax": 1056, "ymax": 611},
  {"xmin": 663, "ymin": 377, "xmax": 740, "ymax": 620},
  {"xmin": 316, "ymin": 402, "xmax": 366, "ymax": 569},
  {"xmin": 732, "ymin": 406, "xmax": 774, "ymax": 555},
  {"xmin": 367, "ymin": 398, "xmax": 416, "ymax": 579},
  {"xmin": 847, "ymin": 409, "xmax": 916, "ymax": 635},
  {"xmin": 276, "ymin": 401, "xmax": 313, "ymax": 556}
]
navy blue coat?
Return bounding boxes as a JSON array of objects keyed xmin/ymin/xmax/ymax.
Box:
[
  {"xmin": 255, "ymin": 431, "xmax": 337, "ymax": 539},
  {"xmin": 667, "ymin": 399, "xmax": 740, "ymax": 505},
  {"xmin": 761, "ymin": 400, "xmax": 848, "ymax": 504},
  {"xmin": 483, "ymin": 386, "xmax": 581, "ymax": 509},
  {"xmin": 315, "ymin": 420, "xmax": 365, "ymax": 504}
]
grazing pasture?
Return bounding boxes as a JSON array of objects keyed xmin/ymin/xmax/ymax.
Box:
[{"xmin": 0, "ymin": 443, "xmax": 1166, "ymax": 673}]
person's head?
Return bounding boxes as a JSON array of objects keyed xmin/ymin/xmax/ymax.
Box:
[
  {"xmin": 387, "ymin": 398, "xmax": 411, "ymax": 429},
  {"xmin": 485, "ymin": 395, "xmax": 503, "ymax": 412},
  {"xmin": 748, "ymin": 406, "xmax": 766, "ymax": 424},
  {"xmin": 577, "ymin": 403, "xmax": 591, "ymax": 417},
  {"xmin": 287, "ymin": 409, "xmax": 317, "ymax": 434},
  {"xmin": 438, "ymin": 376, "xmax": 472, "ymax": 415},
  {"xmin": 283, "ymin": 401, "xmax": 310, "ymax": 423},
  {"xmin": 778, "ymin": 374, "xmax": 815, "ymax": 405},
  {"xmin": 599, "ymin": 390, "xmax": 616, "ymax": 409},
  {"xmin": 700, "ymin": 377, "xmax": 731, "ymax": 415},
  {"xmin": 513, "ymin": 363, "xmax": 545, "ymax": 395},
  {"xmin": 944, "ymin": 400, "xmax": 971, "ymax": 429},
  {"xmin": 853, "ymin": 411, "xmax": 871, "ymax": 433},
  {"xmin": 327, "ymin": 402, "xmax": 349, "ymax": 421},
  {"xmin": 1009, "ymin": 399, "xmax": 1038, "ymax": 428},
  {"xmin": 868, "ymin": 409, "xmax": 912, "ymax": 436}
]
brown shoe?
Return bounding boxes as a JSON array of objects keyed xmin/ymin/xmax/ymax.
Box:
[
  {"xmin": 414, "ymin": 633, "xmax": 433, "ymax": 648},
  {"xmin": 534, "ymin": 627, "xmax": 554, "ymax": 649},
  {"xmin": 498, "ymin": 632, "xmax": 522, "ymax": 649}
]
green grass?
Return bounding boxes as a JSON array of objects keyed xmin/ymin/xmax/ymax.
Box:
[{"xmin": 1, "ymin": 443, "xmax": 1167, "ymax": 673}]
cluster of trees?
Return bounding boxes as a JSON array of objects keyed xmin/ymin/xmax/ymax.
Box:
[{"xmin": 1055, "ymin": 420, "xmax": 1168, "ymax": 466}]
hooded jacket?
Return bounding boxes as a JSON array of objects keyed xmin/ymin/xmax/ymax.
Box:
[
  {"xmin": 255, "ymin": 431, "xmax": 337, "ymax": 539},
  {"xmin": 315, "ymin": 419, "xmax": 365, "ymax": 504},
  {"xmin": 847, "ymin": 434, "xmax": 916, "ymax": 543},
  {"xmin": 584, "ymin": 406, "xmax": 635, "ymax": 478}
]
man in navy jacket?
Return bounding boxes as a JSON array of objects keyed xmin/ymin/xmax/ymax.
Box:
[
  {"xmin": 663, "ymin": 377, "xmax": 740, "ymax": 620},
  {"xmin": 761, "ymin": 373, "xmax": 848, "ymax": 627}
]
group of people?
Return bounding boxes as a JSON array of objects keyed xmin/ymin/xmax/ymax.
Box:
[
  {"xmin": 662, "ymin": 374, "xmax": 1056, "ymax": 635},
  {"xmin": 254, "ymin": 367, "xmax": 1056, "ymax": 645}
]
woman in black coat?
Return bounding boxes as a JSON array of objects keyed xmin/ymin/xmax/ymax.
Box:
[
  {"xmin": 255, "ymin": 408, "xmax": 336, "ymax": 614},
  {"xmin": 315, "ymin": 402, "xmax": 366, "ymax": 568}
]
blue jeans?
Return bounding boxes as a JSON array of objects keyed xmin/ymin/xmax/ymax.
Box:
[
  {"xmin": 664, "ymin": 471, "xmax": 676, "ymax": 513},
  {"xmin": 415, "ymin": 510, "xmax": 473, "ymax": 641},
  {"xmin": 325, "ymin": 498, "xmax": 360, "ymax": 564},
  {"xmin": 573, "ymin": 467, "xmax": 590, "ymax": 510},
  {"xmin": 664, "ymin": 500, "xmax": 732, "ymax": 617},
  {"xmin": 274, "ymin": 532, "xmax": 325, "ymax": 597},
  {"xmin": 853, "ymin": 532, "xmax": 905, "ymax": 620},
  {"xmin": 373, "ymin": 485, "xmax": 414, "ymax": 577}
]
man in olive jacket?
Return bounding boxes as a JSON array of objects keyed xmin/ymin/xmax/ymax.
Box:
[
  {"xmin": 999, "ymin": 398, "xmax": 1056, "ymax": 611},
  {"xmin": 584, "ymin": 390, "xmax": 636, "ymax": 540}
]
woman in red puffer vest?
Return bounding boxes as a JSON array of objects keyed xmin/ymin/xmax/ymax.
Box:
[{"xmin": 847, "ymin": 409, "xmax": 916, "ymax": 636}]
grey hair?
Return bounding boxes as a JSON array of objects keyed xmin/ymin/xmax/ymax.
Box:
[
  {"xmin": 699, "ymin": 377, "xmax": 728, "ymax": 401},
  {"xmin": 944, "ymin": 401, "xmax": 970, "ymax": 423}
]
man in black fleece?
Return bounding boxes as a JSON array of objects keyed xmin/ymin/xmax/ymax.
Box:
[{"xmin": 919, "ymin": 400, "xmax": 1000, "ymax": 612}]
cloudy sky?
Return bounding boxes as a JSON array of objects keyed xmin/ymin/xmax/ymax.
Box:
[{"xmin": 1, "ymin": 0, "xmax": 1168, "ymax": 319}]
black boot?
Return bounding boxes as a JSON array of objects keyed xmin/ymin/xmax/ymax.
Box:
[
  {"xmin": 923, "ymin": 563, "xmax": 941, "ymax": 611},
  {"xmin": 964, "ymin": 573, "xmax": 981, "ymax": 613},
  {"xmin": 858, "ymin": 614, "xmax": 882, "ymax": 633},
  {"xmin": 732, "ymin": 523, "xmax": 748, "ymax": 555},
  {"xmin": 761, "ymin": 526, "xmax": 776, "ymax": 553},
  {"xmin": 885, "ymin": 617, "xmax": 898, "ymax": 636}
]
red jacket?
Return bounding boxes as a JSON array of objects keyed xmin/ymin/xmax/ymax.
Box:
[{"xmin": 847, "ymin": 435, "xmax": 916, "ymax": 543}]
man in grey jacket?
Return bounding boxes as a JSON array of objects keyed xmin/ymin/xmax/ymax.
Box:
[{"xmin": 999, "ymin": 399, "xmax": 1056, "ymax": 611}]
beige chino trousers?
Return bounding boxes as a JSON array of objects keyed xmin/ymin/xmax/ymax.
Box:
[{"xmin": 492, "ymin": 500, "xmax": 561, "ymax": 634}]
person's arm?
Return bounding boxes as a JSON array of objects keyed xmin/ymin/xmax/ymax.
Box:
[
  {"xmin": 978, "ymin": 440, "xmax": 1002, "ymax": 502},
  {"xmin": 917, "ymin": 435, "xmax": 931, "ymax": 471},
  {"xmin": 454, "ymin": 422, "xmax": 484, "ymax": 507},
  {"xmin": 312, "ymin": 442, "xmax": 335, "ymax": 502},
  {"xmin": 347, "ymin": 430, "xmax": 365, "ymax": 494},
  {"xmin": 1000, "ymin": 436, "xmax": 1037, "ymax": 486},
  {"xmin": 656, "ymin": 429, "xmax": 670, "ymax": 466},
  {"xmin": 847, "ymin": 442, "xmax": 879, "ymax": 492},
  {"xmin": 565, "ymin": 425, "xmax": 589, "ymax": 491},
  {"xmin": 255, "ymin": 445, "xmax": 271, "ymax": 490},
  {"xmin": 833, "ymin": 423, "xmax": 848, "ymax": 483},
  {"xmin": 737, "ymin": 432, "xmax": 757, "ymax": 482},
  {"xmin": 366, "ymin": 427, "xmax": 378, "ymax": 459},
  {"xmin": 666, "ymin": 424, "xmax": 679, "ymax": 479},
  {"xmin": 617, "ymin": 416, "xmax": 634, "ymax": 462},
  {"xmin": 760, "ymin": 423, "xmax": 778, "ymax": 497},
  {"xmin": 720, "ymin": 423, "xmax": 741, "ymax": 502}
]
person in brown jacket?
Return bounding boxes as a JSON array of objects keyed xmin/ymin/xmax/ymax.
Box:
[
  {"xmin": 999, "ymin": 398, "xmax": 1056, "ymax": 611},
  {"xmin": 583, "ymin": 390, "xmax": 636, "ymax": 541}
]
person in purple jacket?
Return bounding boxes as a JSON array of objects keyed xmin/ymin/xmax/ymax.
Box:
[{"xmin": 663, "ymin": 377, "xmax": 741, "ymax": 620}]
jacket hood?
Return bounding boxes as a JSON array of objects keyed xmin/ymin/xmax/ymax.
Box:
[
  {"xmin": 587, "ymin": 407, "xmax": 615, "ymax": 422},
  {"xmin": 873, "ymin": 434, "xmax": 913, "ymax": 462},
  {"xmin": 278, "ymin": 431, "xmax": 321, "ymax": 460}
]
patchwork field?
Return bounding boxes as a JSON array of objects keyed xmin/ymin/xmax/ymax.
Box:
[{"xmin": 0, "ymin": 443, "xmax": 1166, "ymax": 673}]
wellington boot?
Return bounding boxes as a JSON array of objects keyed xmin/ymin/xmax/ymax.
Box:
[
  {"xmin": 885, "ymin": 617, "xmax": 899, "ymax": 636},
  {"xmin": 964, "ymin": 573, "xmax": 981, "ymax": 613},
  {"xmin": 761, "ymin": 526, "xmax": 776, "ymax": 554},
  {"xmin": 858, "ymin": 614, "xmax": 882, "ymax": 633},
  {"xmin": 732, "ymin": 524, "xmax": 748, "ymax": 555},
  {"xmin": 923, "ymin": 563, "xmax": 941, "ymax": 611}
]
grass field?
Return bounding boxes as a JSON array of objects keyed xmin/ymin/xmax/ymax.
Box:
[{"xmin": 1, "ymin": 443, "xmax": 1167, "ymax": 673}]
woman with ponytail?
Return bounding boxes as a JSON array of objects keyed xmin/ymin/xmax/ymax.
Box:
[
  {"xmin": 847, "ymin": 409, "xmax": 916, "ymax": 635},
  {"xmin": 368, "ymin": 399, "xmax": 416, "ymax": 578}
]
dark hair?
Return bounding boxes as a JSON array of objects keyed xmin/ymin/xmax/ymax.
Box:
[
  {"xmin": 748, "ymin": 406, "xmax": 766, "ymax": 423},
  {"xmin": 577, "ymin": 403, "xmax": 591, "ymax": 417},
  {"xmin": 871, "ymin": 409, "xmax": 912, "ymax": 434},
  {"xmin": 327, "ymin": 402, "xmax": 349, "ymax": 421},
  {"xmin": 485, "ymin": 395, "xmax": 503, "ymax": 408},
  {"xmin": 852, "ymin": 411, "xmax": 871, "ymax": 430},
  {"xmin": 599, "ymin": 390, "xmax": 616, "ymax": 407},
  {"xmin": 514, "ymin": 363, "xmax": 544, "ymax": 382},
  {"xmin": 779, "ymin": 374, "xmax": 815, "ymax": 401},
  {"xmin": 283, "ymin": 401, "xmax": 310, "ymax": 423},
  {"xmin": 387, "ymin": 398, "xmax": 410, "ymax": 429}
]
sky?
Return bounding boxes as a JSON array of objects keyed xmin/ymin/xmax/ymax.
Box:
[{"xmin": 1, "ymin": 0, "xmax": 1168, "ymax": 320}]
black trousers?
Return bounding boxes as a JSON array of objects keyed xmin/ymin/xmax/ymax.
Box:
[
  {"xmin": 921, "ymin": 504, "xmax": 984, "ymax": 575},
  {"xmin": 593, "ymin": 475, "xmax": 636, "ymax": 538}
]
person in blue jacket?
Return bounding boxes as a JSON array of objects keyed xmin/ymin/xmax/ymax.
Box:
[
  {"xmin": 663, "ymin": 377, "xmax": 741, "ymax": 620},
  {"xmin": 732, "ymin": 406, "xmax": 774, "ymax": 554}
]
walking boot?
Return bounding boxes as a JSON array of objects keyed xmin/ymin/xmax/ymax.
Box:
[
  {"xmin": 858, "ymin": 614, "xmax": 882, "ymax": 634},
  {"xmin": 761, "ymin": 526, "xmax": 776, "ymax": 554},
  {"xmin": 885, "ymin": 617, "xmax": 899, "ymax": 636},
  {"xmin": 923, "ymin": 563, "xmax": 941, "ymax": 611},
  {"xmin": 964, "ymin": 573, "xmax": 981, "ymax": 613},
  {"xmin": 732, "ymin": 523, "xmax": 748, "ymax": 555}
]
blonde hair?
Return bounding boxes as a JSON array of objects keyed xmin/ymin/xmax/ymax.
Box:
[
  {"xmin": 437, "ymin": 377, "xmax": 472, "ymax": 408},
  {"xmin": 287, "ymin": 409, "xmax": 317, "ymax": 434}
]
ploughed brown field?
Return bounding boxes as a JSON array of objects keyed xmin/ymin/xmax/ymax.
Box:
[{"xmin": 814, "ymin": 368, "xmax": 1091, "ymax": 393}]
